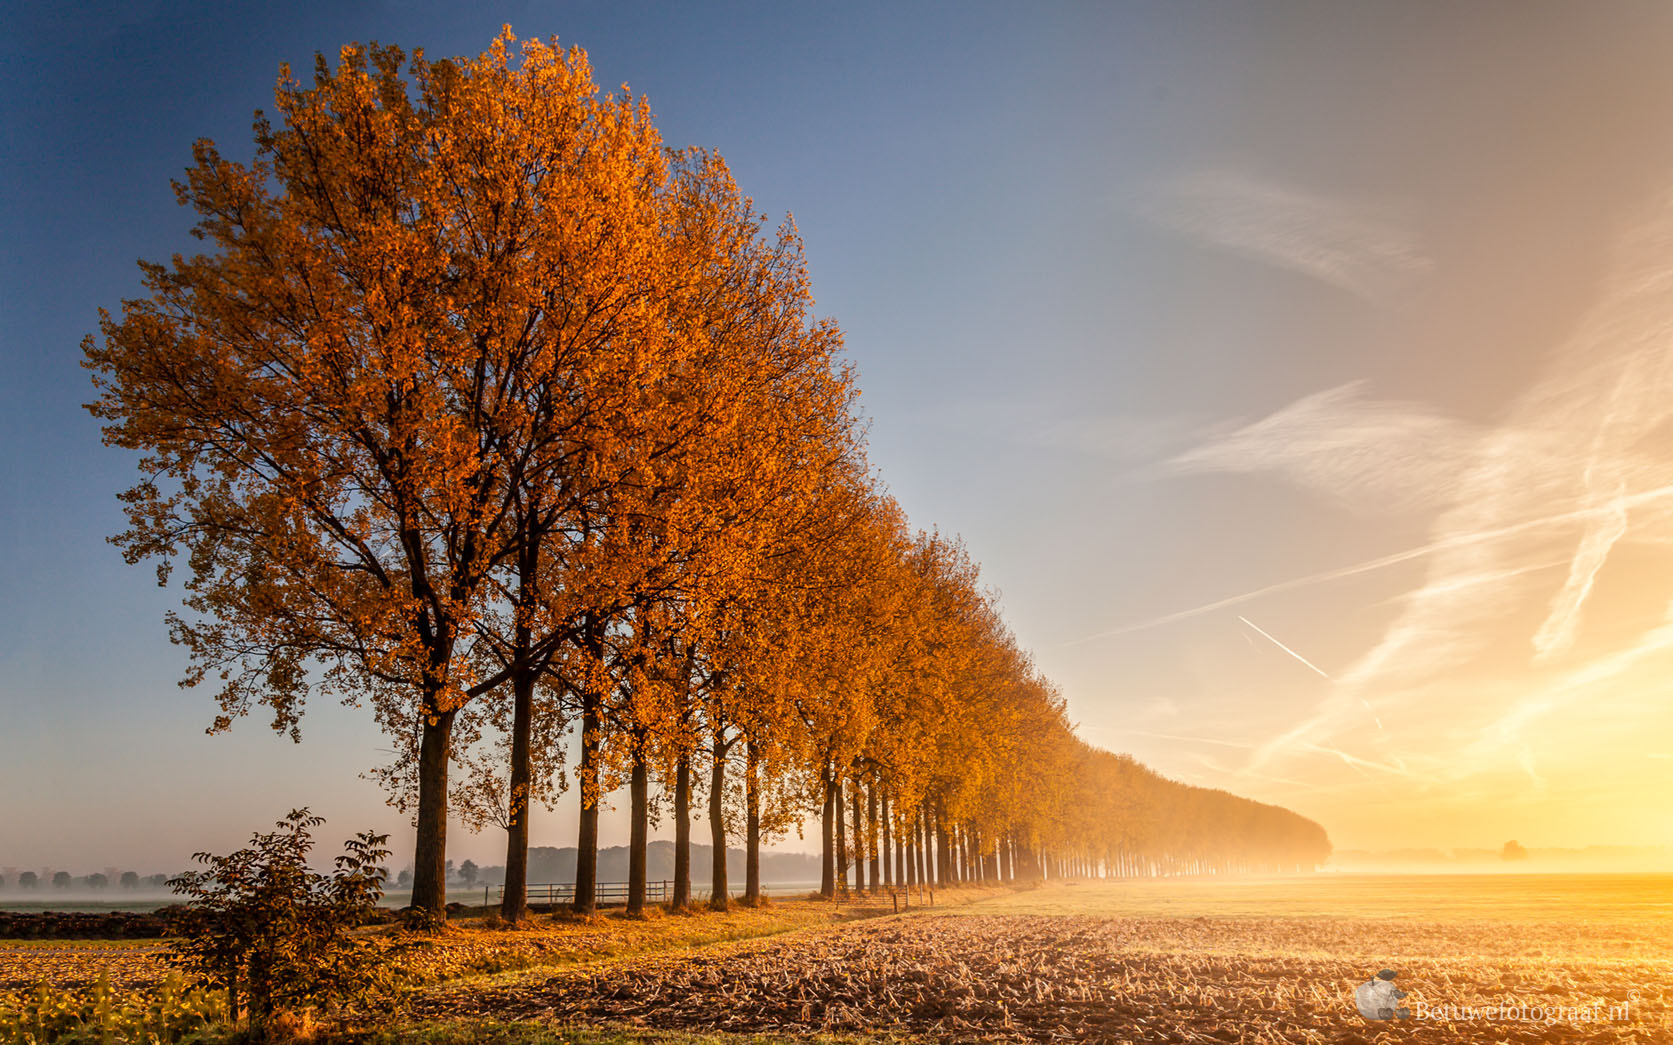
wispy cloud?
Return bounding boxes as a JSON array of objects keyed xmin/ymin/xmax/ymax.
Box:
[
  {"xmin": 1323, "ymin": 190, "xmax": 1673, "ymax": 700},
  {"xmin": 1123, "ymin": 728, "xmax": 1257, "ymax": 750},
  {"xmin": 1166, "ymin": 382, "xmax": 1488, "ymax": 514},
  {"xmin": 1143, "ymin": 170, "xmax": 1431, "ymax": 299},
  {"xmin": 1064, "ymin": 483, "xmax": 1673, "ymax": 645},
  {"xmin": 1110, "ymin": 187, "xmax": 1673, "ymax": 826}
]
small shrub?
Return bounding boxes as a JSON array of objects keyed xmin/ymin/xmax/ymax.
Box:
[{"xmin": 167, "ymin": 808, "xmax": 389, "ymax": 1032}]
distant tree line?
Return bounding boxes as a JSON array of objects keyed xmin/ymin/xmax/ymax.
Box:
[
  {"xmin": 85, "ymin": 31, "xmax": 1332, "ymax": 921},
  {"xmin": 0, "ymin": 870, "xmax": 173, "ymax": 889}
]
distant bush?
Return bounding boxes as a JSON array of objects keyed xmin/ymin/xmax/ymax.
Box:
[
  {"xmin": 86, "ymin": 873, "xmax": 109, "ymax": 890},
  {"xmin": 0, "ymin": 909, "xmax": 179, "ymax": 939},
  {"xmin": 16, "ymin": 871, "xmax": 34, "ymax": 889},
  {"xmin": 167, "ymin": 808, "xmax": 390, "ymax": 1032},
  {"xmin": 121, "ymin": 870, "xmax": 140, "ymax": 890},
  {"xmin": 52, "ymin": 871, "xmax": 71, "ymax": 889}
]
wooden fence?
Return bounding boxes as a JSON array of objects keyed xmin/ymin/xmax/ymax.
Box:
[{"xmin": 496, "ymin": 880, "xmax": 670, "ymax": 905}]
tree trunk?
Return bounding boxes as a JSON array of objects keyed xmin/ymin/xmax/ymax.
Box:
[
  {"xmin": 851, "ymin": 779, "xmax": 866, "ymax": 894},
  {"xmin": 935, "ymin": 807, "xmax": 953, "ymax": 887},
  {"xmin": 896, "ymin": 801, "xmax": 909, "ymax": 898},
  {"xmin": 744, "ymin": 740, "xmax": 761, "ymax": 904},
  {"xmin": 709, "ymin": 729, "xmax": 728, "ymax": 910},
  {"xmin": 573, "ymin": 688, "xmax": 601, "ymax": 916},
  {"xmin": 904, "ymin": 812, "xmax": 917, "ymax": 892},
  {"xmin": 915, "ymin": 808, "xmax": 928, "ymax": 891},
  {"xmin": 834, "ymin": 776, "xmax": 847, "ymax": 896},
  {"xmin": 820, "ymin": 772, "xmax": 835, "ymax": 897},
  {"xmin": 673, "ymin": 751, "xmax": 691, "ymax": 910},
  {"xmin": 867, "ymin": 784, "xmax": 880, "ymax": 893},
  {"xmin": 900, "ymin": 832, "xmax": 910, "ymax": 903},
  {"xmin": 627, "ymin": 744, "xmax": 648, "ymax": 916},
  {"xmin": 880, "ymin": 792, "xmax": 891, "ymax": 892},
  {"xmin": 410, "ymin": 706, "xmax": 455, "ymax": 916},
  {"xmin": 500, "ymin": 665, "xmax": 533, "ymax": 923},
  {"xmin": 918, "ymin": 810, "xmax": 932, "ymax": 895}
]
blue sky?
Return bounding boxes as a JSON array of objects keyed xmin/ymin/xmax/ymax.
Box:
[{"xmin": 7, "ymin": 2, "xmax": 1673, "ymax": 872}]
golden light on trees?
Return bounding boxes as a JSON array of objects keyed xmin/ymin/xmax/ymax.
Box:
[{"xmin": 88, "ymin": 28, "xmax": 1332, "ymax": 920}]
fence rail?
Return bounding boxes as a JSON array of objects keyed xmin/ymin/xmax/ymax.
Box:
[{"xmin": 498, "ymin": 879, "xmax": 669, "ymax": 905}]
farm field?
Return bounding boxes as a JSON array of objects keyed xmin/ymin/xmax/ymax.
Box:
[
  {"xmin": 8, "ymin": 875, "xmax": 1673, "ymax": 1042},
  {"xmin": 406, "ymin": 875, "xmax": 1673, "ymax": 1043}
]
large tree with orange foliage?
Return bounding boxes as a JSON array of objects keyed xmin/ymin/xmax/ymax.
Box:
[
  {"xmin": 84, "ymin": 32, "xmax": 689, "ymax": 917},
  {"xmin": 88, "ymin": 28, "xmax": 1334, "ymax": 917}
]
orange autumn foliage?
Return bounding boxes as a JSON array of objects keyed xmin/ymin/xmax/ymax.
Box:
[{"xmin": 88, "ymin": 29, "xmax": 1329, "ymax": 922}]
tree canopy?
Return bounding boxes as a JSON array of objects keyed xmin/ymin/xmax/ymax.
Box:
[{"xmin": 87, "ymin": 29, "xmax": 1330, "ymax": 918}]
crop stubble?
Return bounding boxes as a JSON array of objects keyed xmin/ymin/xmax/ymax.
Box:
[{"xmin": 413, "ymin": 913, "xmax": 1673, "ymax": 1043}]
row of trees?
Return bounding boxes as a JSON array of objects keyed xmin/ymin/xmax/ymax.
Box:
[
  {"xmin": 1, "ymin": 871, "xmax": 173, "ymax": 889},
  {"xmin": 85, "ymin": 30, "xmax": 1330, "ymax": 920}
]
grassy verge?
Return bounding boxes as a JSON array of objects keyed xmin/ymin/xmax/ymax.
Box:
[
  {"xmin": 2, "ymin": 885, "xmax": 1011, "ymax": 1043},
  {"xmin": 381, "ymin": 885, "xmax": 1014, "ymax": 987}
]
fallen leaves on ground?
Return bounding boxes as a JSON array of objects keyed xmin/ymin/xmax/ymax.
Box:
[{"xmin": 0, "ymin": 944, "xmax": 167, "ymax": 990}]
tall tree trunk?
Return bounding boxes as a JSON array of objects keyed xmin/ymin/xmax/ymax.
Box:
[
  {"xmin": 572, "ymin": 614, "xmax": 605, "ymax": 915},
  {"xmin": 500, "ymin": 511, "xmax": 542, "ymax": 924},
  {"xmin": 915, "ymin": 807, "xmax": 928, "ymax": 891},
  {"xmin": 744, "ymin": 740, "xmax": 762, "ymax": 905},
  {"xmin": 896, "ymin": 805, "xmax": 910, "ymax": 896},
  {"xmin": 673, "ymin": 750, "xmax": 692, "ymax": 909},
  {"xmin": 410, "ymin": 706, "xmax": 456, "ymax": 916},
  {"xmin": 820, "ymin": 772, "xmax": 835, "ymax": 897},
  {"xmin": 834, "ymin": 775, "xmax": 848, "ymax": 897},
  {"xmin": 880, "ymin": 792, "xmax": 891, "ymax": 892},
  {"xmin": 573, "ymin": 687, "xmax": 601, "ymax": 916},
  {"xmin": 895, "ymin": 801, "xmax": 908, "ymax": 897},
  {"xmin": 498, "ymin": 668, "xmax": 532, "ymax": 922},
  {"xmin": 867, "ymin": 784, "xmax": 880, "ymax": 892},
  {"xmin": 935, "ymin": 806, "xmax": 953, "ymax": 887},
  {"xmin": 500, "ymin": 664, "xmax": 534, "ymax": 923},
  {"xmin": 851, "ymin": 778, "xmax": 866, "ymax": 894},
  {"xmin": 709, "ymin": 729, "xmax": 729, "ymax": 910},
  {"xmin": 951, "ymin": 821, "xmax": 964, "ymax": 883},
  {"xmin": 918, "ymin": 809, "xmax": 932, "ymax": 894},
  {"xmin": 627, "ymin": 743, "xmax": 648, "ymax": 916}
]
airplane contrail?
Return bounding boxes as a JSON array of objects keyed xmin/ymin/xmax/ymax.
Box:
[
  {"xmin": 1237, "ymin": 615, "xmax": 1332, "ymax": 679},
  {"xmin": 1237, "ymin": 615, "xmax": 1384, "ymax": 730},
  {"xmin": 1063, "ymin": 480, "xmax": 1673, "ymax": 647}
]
